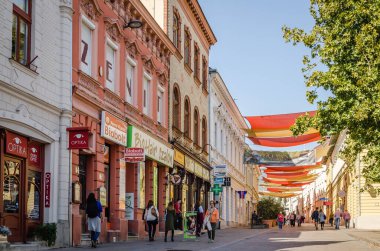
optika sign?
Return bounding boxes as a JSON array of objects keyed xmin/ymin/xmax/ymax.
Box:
[
  {"xmin": 101, "ymin": 111, "xmax": 127, "ymax": 146},
  {"xmin": 67, "ymin": 127, "xmax": 90, "ymax": 149},
  {"xmin": 6, "ymin": 131, "xmax": 27, "ymax": 158}
]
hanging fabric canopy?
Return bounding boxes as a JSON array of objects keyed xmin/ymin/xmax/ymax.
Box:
[
  {"xmin": 245, "ymin": 128, "xmax": 319, "ymax": 138},
  {"xmin": 259, "ymin": 191, "xmax": 299, "ymax": 198},
  {"xmin": 260, "ymin": 181, "xmax": 312, "ymax": 187},
  {"xmin": 248, "ymin": 133, "xmax": 321, "ymax": 147},
  {"xmin": 266, "ymin": 171, "xmax": 310, "ymax": 179},
  {"xmin": 263, "ymin": 177, "xmax": 316, "ymax": 185},
  {"xmin": 263, "ymin": 162, "xmax": 322, "ymax": 172},
  {"xmin": 267, "ymin": 187, "xmax": 303, "ymax": 192},
  {"xmin": 265, "ymin": 174, "xmax": 319, "ymax": 182}
]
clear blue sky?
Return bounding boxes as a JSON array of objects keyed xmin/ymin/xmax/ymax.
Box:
[{"xmin": 199, "ymin": 0, "xmax": 318, "ymax": 151}]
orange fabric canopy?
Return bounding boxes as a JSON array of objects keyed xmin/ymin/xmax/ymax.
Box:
[
  {"xmin": 259, "ymin": 191, "xmax": 299, "ymax": 198},
  {"xmin": 263, "ymin": 162, "xmax": 322, "ymax": 172},
  {"xmin": 263, "ymin": 177, "xmax": 315, "ymax": 186},
  {"xmin": 248, "ymin": 133, "xmax": 321, "ymax": 147},
  {"xmin": 267, "ymin": 187, "xmax": 303, "ymax": 192},
  {"xmin": 266, "ymin": 171, "xmax": 310, "ymax": 179}
]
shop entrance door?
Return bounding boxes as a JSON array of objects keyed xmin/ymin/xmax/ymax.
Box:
[
  {"xmin": 3, "ymin": 156, "xmax": 24, "ymax": 242},
  {"xmin": 79, "ymin": 155, "xmax": 87, "ymax": 233}
]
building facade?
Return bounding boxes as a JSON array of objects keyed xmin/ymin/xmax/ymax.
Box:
[
  {"xmin": 209, "ymin": 69, "xmax": 248, "ymax": 227},
  {"xmin": 71, "ymin": 0, "xmax": 175, "ymax": 245},
  {"xmin": 0, "ymin": 0, "xmax": 72, "ymax": 245}
]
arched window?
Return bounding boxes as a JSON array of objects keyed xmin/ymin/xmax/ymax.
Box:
[
  {"xmin": 184, "ymin": 97, "xmax": 191, "ymax": 138},
  {"xmin": 202, "ymin": 117, "xmax": 207, "ymax": 152},
  {"xmin": 173, "ymin": 11, "xmax": 181, "ymax": 49},
  {"xmin": 193, "ymin": 108, "xmax": 199, "ymax": 145},
  {"xmin": 173, "ymin": 86, "xmax": 180, "ymax": 128}
]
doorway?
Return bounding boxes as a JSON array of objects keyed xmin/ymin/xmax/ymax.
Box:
[{"xmin": 78, "ymin": 155, "xmax": 87, "ymax": 233}]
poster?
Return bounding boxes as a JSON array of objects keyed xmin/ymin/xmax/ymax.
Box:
[
  {"xmin": 244, "ymin": 149, "xmax": 316, "ymax": 166},
  {"xmin": 183, "ymin": 211, "xmax": 197, "ymax": 239},
  {"xmin": 119, "ymin": 160, "xmax": 126, "ymax": 210},
  {"xmin": 138, "ymin": 162, "xmax": 146, "ymax": 209},
  {"xmin": 125, "ymin": 193, "xmax": 134, "ymax": 220}
]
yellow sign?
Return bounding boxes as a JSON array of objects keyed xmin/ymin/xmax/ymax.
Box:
[
  {"xmin": 174, "ymin": 149, "xmax": 185, "ymax": 166},
  {"xmin": 202, "ymin": 168, "xmax": 210, "ymax": 181},
  {"xmin": 194, "ymin": 162, "xmax": 203, "ymax": 177},
  {"xmin": 185, "ymin": 156, "xmax": 195, "ymax": 173}
]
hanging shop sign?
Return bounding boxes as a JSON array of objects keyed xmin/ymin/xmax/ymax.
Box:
[
  {"xmin": 67, "ymin": 127, "xmax": 90, "ymax": 149},
  {"xmin": 174, "ymin": 149, "xmax": 185, "ymax": 166},
  {"xmin": 202, "ymin": 168, "xmax": 210, "ymax": 181},
  {"xmin": 323, "ymin": 201, "xmax": 333, "ymax": 206},
  {"xmin": 214, "ymin": 164, "xmax": 227, "ymax": 177},
  {"xmin": 214, "ymin": 177, "xmax": 224, "ymax": 185},
  {"xmin": 171, "ymin": 174, "xmax": 182, "ymax": 185},
  {"xmin": 101, "ymin": 111, "xmax": 128, "ymax": 146},
  {"xmin": 28, "ymin": 142, "xmax": 41, "ymax": 167},
  {"xmin": 6, "ymin": 131, "xmax": 27, "ymax": 158},
  {"xmin": 127, "ymin": 126, "xmax": 173, "ymax": 167},
  {"xmin": 45, "ymin": 172, "xmax": 51, "ymax": 207},
  {"xmin": 124, "ymin": 148, "xmax": 145, "ymax": 162}
]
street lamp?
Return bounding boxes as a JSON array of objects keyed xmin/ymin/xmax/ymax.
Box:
[{"xmin": 124, "ymin": 20, "xmax": 143, "ymax": 29}]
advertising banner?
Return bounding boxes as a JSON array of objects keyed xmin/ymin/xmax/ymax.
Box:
[
  {"xmin": 101, "ymin": 111, "xmax": 128, "ymax": 146},
  {"xmin": 183, "ymin": 211, "xmax": 197, "ymax": 240}
]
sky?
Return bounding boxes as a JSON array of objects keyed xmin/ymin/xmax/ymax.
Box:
[{"xmin": 199, "ymin": 0, "xmax": 318, "ymax": 151}]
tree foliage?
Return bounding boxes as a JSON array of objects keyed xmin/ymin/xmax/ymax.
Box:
[
  {"xmin": 283, "ymin": 0, "xmax": 380, "ymax": 183},
  {"xmin": 257, "ymin": 197, "xmax": 284, "ymax": 220}
]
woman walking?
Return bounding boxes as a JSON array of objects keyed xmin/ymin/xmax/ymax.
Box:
[
  {"xmin": 195, "ymin": 201, "xmax": 204, "ymax": 237},
  {"xmin": 164, "ymin": 202, "xmax": 175, "ymax": 242},
  {"xmin": 86, "ymin": 193, "xmax": 102, "ymax": 248},
  {"xmin": 174, "ymin": 199, "xmax": 182, "ymax": 230},
  {"xmin": 205, "ymin": 200, "xmax": 219, "ymax": 243},
  {"xmin": 319, "ymin": 209, "xmax": 326, "ymax": 230},
  {"xmin": 144, "ymin": 200, "xmax": 159, "ymax": 241},
  {"xmin": 343, "ymin": 210, "xmax": 351, "ymax": 229},
  {"xmin": 277, "ymin": 212, "xmax": 284, "ymax": 230},
  {"xmin": 334, "ymin": 208, "xmax": 341, "ymax": 230}
]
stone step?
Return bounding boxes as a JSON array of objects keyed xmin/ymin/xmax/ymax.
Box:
[
  {"xmin": 6, "ymin": 242, "xmax": 48, "ymax": 251},
  {"xmin": 80, "ymin": 233, "xmax": 91, "ymax": 247}
]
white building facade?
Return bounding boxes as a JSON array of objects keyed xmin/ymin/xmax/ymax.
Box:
[
  {"xmin": 0, "ymin": 0, "xmax": 72, "ymax": 245},
  {"xmin": 209, "ymin": 69, "xmax": 248, "ymax": 227}
]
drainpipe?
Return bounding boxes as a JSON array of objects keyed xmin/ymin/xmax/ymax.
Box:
[{"xmin": 358, "ymin": 153, "xmax": 361, "ymax": 217}]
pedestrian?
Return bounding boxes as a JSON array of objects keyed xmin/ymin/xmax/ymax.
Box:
[
  {"xmin": 164, "ymin": 202, "xmax": 175, "ymax": 242},
  {"xmin": 277, "ymin": 212, "xmax": 284, "ymax": 229},
  {"xmin": 174, "ymin": 199, "xmax": 182, "ymax": 230},
  {"xmin": 334, "ymin": 208, "xmax": 341, "ymax": 230},
  {"xmin": 144, "ymin": 200, "xmax": 159, "ymax": 241},
  {"xmin": 86, "ymin": 192, "xmax": 102, "ymax": 248},
  {"xmin": 329, "ymin": 213, "xmax": 334, "ymax": 227},
  {"xmin": 319, "ymin": 209, "xmax": 326, "ymax": 230},
  {"xmin": 343, "ymin": 210, "xmax": 351, "ymax": 229},
  {"xmin": 194, "ymin": 200, "xmax": 204, "ymax": 237},
  {"xmin": 252, "ymin": 211, "xmax": 258, "ymax": 225},
  {"xmin": 311, "ymin": 207, "xmax": 319, "ymax": 230},
  {"xmin": 205, "ymin": 200, "xmax": 219, "ymax": 243},
  {"xmin": 291, "ymin": 212, "xmax": 296, "ymax": 227},
  {"xmin": 296, "ymin": 214, "xmax": 301, "ymax": 227}
]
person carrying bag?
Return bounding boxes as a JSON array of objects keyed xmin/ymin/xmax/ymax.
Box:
[{"xmin": 144, "ymin": 200, "xmax": 159, "ymax": 241}]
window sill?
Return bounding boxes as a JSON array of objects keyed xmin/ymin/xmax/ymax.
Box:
[
  {"xmin": 184, "ymin": 63, "xmax": 193, "ymax": 75},
  {"xmin": 9, "ymin": 58, "xmax": 39, "ymax": 77}
]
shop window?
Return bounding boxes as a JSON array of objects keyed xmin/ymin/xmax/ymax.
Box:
[
  {"xmin": 3, "ymin": 160, "xmax": 20, "ymax": 213},
  {"xmin": 27, "ymin": 170, "xmax": 41, "ymax": 220},
  {"xmin": 12, "ymin": 0, "xmax": 32, "ymax": 65}
]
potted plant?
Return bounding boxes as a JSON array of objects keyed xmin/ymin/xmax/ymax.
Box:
[
  {"xmin": 0, "ymin": 225, "xmax": 11, "ymax": 244},
  {"xmin": 257, "ymin": 197, "xmax": 284, "ymax": 227}
]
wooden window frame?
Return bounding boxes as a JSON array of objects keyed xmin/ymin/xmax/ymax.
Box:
[
  {"xmin": 202, "ymin": 56, "xmax": 208, "ymax": 90},
  {"xmin": 202, "ymin": 117, "xmax": 207, "ymax": 152},
  {"xmin": 184, "ymin": 97, "xmax": 191, "ymax": 139},
  {"xmin": 193, "ymin": 107, "xmax": 199, "ymax": 145},
  {"xmin": 194, "ymin": 43, "xmax": 200, "ymax": 81},
  {"xmin": 173, "ymin": 85, "xmax": 181, "ymax": 129},
  {"xmin": 184, "ymin": 27, "xmax": 191, "ymax": 68},
  {"xmin": 12, "ymin": 0, "xmax": 32, "ymax": 65}
]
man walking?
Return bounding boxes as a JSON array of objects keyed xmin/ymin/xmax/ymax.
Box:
[
  {"xmin": 343, "ymin": 210, "xmax": 351, "ymax": 229},
  {"xmin": 334, "ymin": 208, "xmax": 342, "ymax": 230},
  {"xmin": 311, "ymin": 207, "xmax": 320, "ymax": 230}
]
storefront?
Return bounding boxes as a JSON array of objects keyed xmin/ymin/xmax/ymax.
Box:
[{"xmin": 126, "ymin": 125, "xmax": 174, "ymax": 235}]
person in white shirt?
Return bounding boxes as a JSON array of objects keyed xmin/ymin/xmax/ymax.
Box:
[{"xmin": 144, "ymin": 200, "xmax": 159, "ymax": 241}]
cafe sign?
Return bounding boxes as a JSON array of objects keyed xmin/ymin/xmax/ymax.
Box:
[
  {"xmin": 6, "ymin": 131, "xmax": 27, "ymax": 158},
  {"xmin": 174, "ymin": 149, "xmax": 185, "ymax": 166},
  {"xmin": 101, "ymin": 111, "xmax": 128, "ymax": 146},
  {"xmin": 127, "ymin": 126, "xmax": 173, "ymax": 167}
]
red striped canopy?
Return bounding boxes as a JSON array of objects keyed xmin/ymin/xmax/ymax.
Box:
[
  {"xmin": 248, "ymin": 132, "xmax": 321, "ymax": 147},
  {"xmin": 263, "ymin": 177, "xmax": 314, "ymax": 186},
  {"xmin": 263, "ymin": 162, "xmax": 322, "ymax": 172},
  {"xmin": 266, "ymin": 171, "xmax": 310, "ymax": 179}
]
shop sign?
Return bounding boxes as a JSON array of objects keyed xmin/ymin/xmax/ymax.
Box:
[
  {"xmin": 323, "ymin": 201, "xmax": 333, "ymax": 206},
  {"xmin": 127, "ymin": 126, "xmax": 173, "ymax": 167},
  {"xmin": 214, "ymin": 177, "xmax": 224, "ymax": 185},
  {"xmin": 212, "ymin": 184, "xmax": 223, "ymax": 195},
  {"xmin": 170, "ymin": 174, "xmax": 182, "ymax": 185},
  {"xmin": 174, "ymin": 149, "xmax": 185, "ymax": 166},
  {"xmin": 125, "ymin": 193, "xmax": 134, "ymax": 220},
  {"xmin": 6, "ymin": 131, "xmax": 27, "ymax": 158},
  {"xmin": 99, "ymin": 186, "xmax": 107, "ymax": 206},
  {"xmin": 67, "ymin": 127, "xmax": 90, "ymax": 149},
  {"xmin": 338, "ymin": 190, "xmax": 346, "ymax": 198},
  {"xmin": 184, "ymin": 156, "xmax": 195, "ymax": 173},
  {"xmin": 202, "ymin": 168, "xmax": 210, "ymax": 181},
  {"xmin": 124, "ymin": 148, "xmax": 145, "ymax": 163},
  {"xmin": 101, "ymin": 111, "xmax": 128, "ymax": 146},
  {"xmin": 214, "ymin": 164, "xmax": 227, "ymax": 177},
  {"xmin": 194, "ymin": 162, "xmax": 203, "ymax": 177},
  {"xmin": 45, "ymin": 172, "xmax": 51, "ymax": 207},
  {"xmin": 28, "ymin": 142, "xmax": 41, "ymax": 167}
]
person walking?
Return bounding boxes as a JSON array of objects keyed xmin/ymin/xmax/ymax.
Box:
[
  {"xmin": 343, "ymin": 210, "xmax": 351, "ymax": 229},
  {"xmin": 205, "ymin": 200, "xmax": 219, "ymax": 243},
  {"xmin": 86, "ymin": 193, "xmax": 102, "ymax": 248},
  {"xmin": 334, "ymin": 208, "xmax": 341, "ymax": 230},
  {"xmin": 144, "ymin": 200, "xmax": 159, "ymax": 241},
  {"xmin": 311, "ymin": 207, "xmax": 320, "ymax": 230},
  {"xmin": 194, "ymin": 201, "xmax": 204, "ymax": 237},
  {"xmin": 319, "ymin": 209, "xmax": 326, "ymax": 230},
  {"xmin": 296, "ymin": 213, "xmax": 301, "ymax": 227},
  {"xmin": 329, "ymin": 213, "xmax": 334, "ymax": 227},
  {"xmin": 174, "ymin": 199, "xmax": 182, "ymax": 230},
  {"xmin": 277, "ymin": 212, "xmax": 284, "ymax": 230},
  {"xmin": 164, "ymin": 202, "xmax": 175, "ymax": 242},
  {"xmin": 252, "ymin": 211, "xmax": 258, "ymax": 225}
]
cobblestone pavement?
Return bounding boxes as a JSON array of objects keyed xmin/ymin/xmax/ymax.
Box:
[{"xmin": 59, "ymin": 224, "xmax": 380, "ymax": 251}]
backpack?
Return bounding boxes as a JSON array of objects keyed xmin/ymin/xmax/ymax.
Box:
[
  {"xmin": 151, "ymin": 207, "xmax": 157, "ymax": 217},
  {"xmin": 87, "ymin": 201, "xmax": 98, "ymax": 218}
]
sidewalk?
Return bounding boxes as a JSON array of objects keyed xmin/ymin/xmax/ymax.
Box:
[{"xmin": 347, "ymin": 230, "xmax": 380, "ymax": 248}]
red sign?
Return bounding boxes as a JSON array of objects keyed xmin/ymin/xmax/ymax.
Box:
[
  {"xmin": 45, "ymin": 172, "xmax": 51, "ymax": 207},
  {"xmin": 323, "ymin": 201, "xmax": 333, "ymax": 206},
  {"xmin": 6, "ymin": 131, "xmax": 28, "ymax": 158},
  {"xmin": 67, "ymin": 127, "xmax": 90, "ymax": 149},
  {"xmin": 28, "ymin": 142, "xmax": 41, "ymax": 167},
  {"xmin": 124, "ymin": 147, "xmax": 145, "ymax": 163}
]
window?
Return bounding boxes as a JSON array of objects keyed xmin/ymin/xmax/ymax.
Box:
[
  {"xmin": 202, "ymin": 56, "xmax": 208, "ymax": 89},
  {"xmin": 173, "ymin": 12, "xmax": 181, "ymax": 49},
  {"xmin": 81, "ymin": 15, "xmax": 95, "ymax": 75},
  {"xmin": 12, "ymin": 0, "xmax": 32, "ymax": 65},
  {"xmin": 143, "ymin": 73, "xmax": 152, "ymax": 116},
  {"xmin": 184, "ymin": 98, "xmax": 191, "ymax": 138},
  {"xmin": 193, "ymin": 108, "xmax": 199, "ymax": 145},
  {"xmin": 214, "ymin": 123, "xmax": 217, "ymax": 147},
  {"xmin": 194, "ymin": 44, "xmax": 200, "ymax": 80},
  {"xmin": 126, "ymin": 57, "xmax": 137, "ymax": 105},
  {"xmin": 106, "ymin": 38, "xmax": 118, "ymax": 91},
  {"xmin": 173, "ymin": 86, "xmax": 180, "ymax": 128},
  {"xmin": 157, "ymin": 87, "xmax": 164, "ymax": 124},
  {"xmin": 184, "ymin": 28, "xmax": 191, "ymax": 67},
  {"xmin": 27, "ymin": 170, "xmax": 41, "ymax": 219},
  {"xmin": 220, "ymin": 129, "xmax": 223, "ymax": 152},
  {"xmin": 202, "ymin": 117, "xmax": 207, "ymax": 151}
]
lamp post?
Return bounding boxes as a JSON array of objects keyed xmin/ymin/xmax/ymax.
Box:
[{"xmin": 123, "ymin": 20, "xmax": 143, "ymax": 29}]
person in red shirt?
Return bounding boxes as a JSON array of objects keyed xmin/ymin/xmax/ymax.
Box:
[
  {"xmin": 277, "ymin": 212, "xmax": 284, "ymax": 229},
  {"xmin": 174, "ymin": 199, "xmax": 182, "ymax": 230}
]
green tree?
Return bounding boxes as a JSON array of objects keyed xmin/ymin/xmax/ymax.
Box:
[
  {"xmin": 257, "ymin": 197, "xmax": 284, "ymax": 220},
  {"xmin": 283, "ymin": 0, "xmax": 380, "ymax": 183}
]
